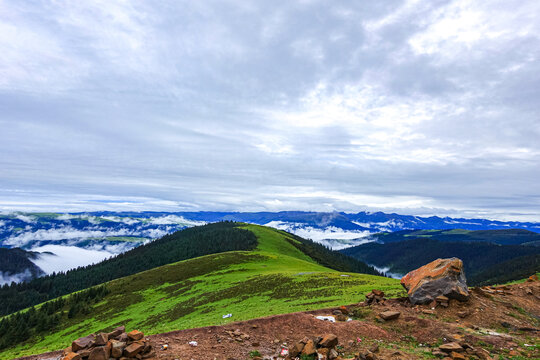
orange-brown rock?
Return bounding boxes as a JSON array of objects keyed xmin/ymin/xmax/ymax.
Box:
[
  {"xmin": 527, "ymin": 274, "xmax": 539, "ymax": 282},
  {"xmin": 474, "ymin": 348, "xmax": 493, "ymax": 360},
  {"xmin": 439, "ymin": 342, "xmax": 464, "ymax": 353},
  {"xmin": 111, "ymin": 340, "xmax": 127, "ymax": 358},
  {"xmin": 401, "ymin": 258, "xmax": 469, "ymax": 304},
  {"xmin": 63, "ymin": 352, "xmax": 81, "ymax": 360},
  {"xmin": 63, "ymin": 346, "xmax": 73, "ymax": 356},
  {"xmin": 127, "ymin": 329, "xmax": 144, "ymax": 341},
  {"xmin": 451, "ymin": 351, "xmax": 466, "ymax": 360},
  {"xmin": 319, "ymin": 334, "xmax": 338, "ymax": 348},
  {"xmin": 124, "ymin": 341, "xmax": 145, "ymax": 357},
  {"xmin": 301, "ymin": 339, "xmax": 317, "ymax": 356},
  {"xmin": 289, "ymin": 342, "xmax": 305, "ymax": 358}
]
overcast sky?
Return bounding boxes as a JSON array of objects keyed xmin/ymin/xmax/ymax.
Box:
[{"xmin": 1, "ymin": 0, "xmax": 539, "ymax": 221}]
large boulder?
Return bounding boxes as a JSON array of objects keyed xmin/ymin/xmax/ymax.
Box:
[{"xmin": 401, "ymin": 258, "xmax": 470, "ymax": 305}]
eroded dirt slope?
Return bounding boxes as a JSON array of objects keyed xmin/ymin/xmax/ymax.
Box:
[{"xmin": 21, "ymin": 280, "xmax": 539, "ymax": 360}]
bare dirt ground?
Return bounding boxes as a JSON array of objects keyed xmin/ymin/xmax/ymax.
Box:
[{"xmin": 21, "ymin": 280, "xmax": 540, "ymax": 360}]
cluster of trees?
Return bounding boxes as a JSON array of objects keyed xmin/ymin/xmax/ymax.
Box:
[
  {"xmin": 470, "ymin": 254, "xmax": 540, "ymax": 285},
  {"xmin": 0, "ymin": 248, "xmax": 44, "ymax": 279},
  {"xmin": 0, "ymin": 222, "xmax": 257, "ymax": 317},
  {"xmin": 285, "ymin": 233, "xmax": 383, "ymax": 276},
  {"xmin": 0, "ymin": 285, "xmax": 109, "ymax": 350},
  {"xmin": 370, "ymin": 228, "xmax": 540, "ymax": 246},
  {"xmin": 341, "ymin": 238, "xmax": 540, "ymax": 285}
]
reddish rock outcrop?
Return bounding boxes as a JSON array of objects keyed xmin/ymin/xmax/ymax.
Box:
[
  {"xmin": 60, "ymin": 327, "xmax": 152, "ymax": 360},
  {"xmin": 401, "ymin": 257, "xmax": 470, "ymax": 304}
]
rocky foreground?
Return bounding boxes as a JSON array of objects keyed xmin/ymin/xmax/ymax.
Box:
[{"xmin": 21, "ymin": 277, "xmax": 539, "ymax": 360}]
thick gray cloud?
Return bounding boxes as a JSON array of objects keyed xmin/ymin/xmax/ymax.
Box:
[{"xmin": 1, "ymin": 0, "xmax": 539, "ymax": 221}]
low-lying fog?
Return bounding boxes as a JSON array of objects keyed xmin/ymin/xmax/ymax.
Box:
[{"xmin": 32, "ymin": 245, "xmax": 115, "ymax": 274}]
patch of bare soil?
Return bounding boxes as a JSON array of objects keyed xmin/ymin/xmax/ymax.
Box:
[{"xmin": 20, "ymin": 280, "xmax": 540, "ymax": 360}]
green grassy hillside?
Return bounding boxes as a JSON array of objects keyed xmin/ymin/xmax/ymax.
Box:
[
  {"xmin": 1, "ymin": 224, "xmax": 403, "ymax": 359},
  {"xmin": 0, "ymin": 222, "xmax": 257, "ymax": 317}
]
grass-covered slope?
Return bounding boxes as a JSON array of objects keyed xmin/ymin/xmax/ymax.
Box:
[
  {"xmin": 0, "ymin": 222, "xmax": 257, "ymax": 317},
  {"xmin": 1, "ymin": 224, "xmax": 403, "ymax": 358}
]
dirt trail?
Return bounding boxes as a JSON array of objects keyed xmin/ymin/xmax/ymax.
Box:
[{"xmin": 21, "ymin": 281, "xmax": 540, "ymax": 360}]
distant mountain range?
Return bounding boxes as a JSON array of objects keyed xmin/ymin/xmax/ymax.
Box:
[{"xmin": 0, "ymin": 210, "xmax": 538, "ymax": 284}]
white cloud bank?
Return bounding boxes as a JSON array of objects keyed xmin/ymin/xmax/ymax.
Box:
[
  {"xmin": 264, "ymin": 221, "xmax": 373, "ymax": 250},
  {"xmin": 32, "ymin": 245, "xmax": 114, "ymax": 274},
  {"xmin": 0, "ymin": 269, "xmax": 34, "ymax": 285}
]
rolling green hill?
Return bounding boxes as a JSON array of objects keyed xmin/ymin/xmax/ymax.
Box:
[
  {"xmin": 0, "ymin": 224, "xmax": 403, "ymax": 358},
  {"xmin": 0, "ymin": 222, "xmax": 258, "ymax": 317}
]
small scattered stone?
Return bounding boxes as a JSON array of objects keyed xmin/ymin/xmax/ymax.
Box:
[
  {"xmin": 76, "ymin": 349, "xmax": 91, "ymax": 358},
  {"xmin": 319, "ymin": 334, "xmax": 339, "ymax": 348},
  {"xmin": 124, "ymin": 342, "xmax": 145, "ymax": 357},
  {"xmin": 301, "ymin": 339, "xmax": 317, "ymax": 356},
  {"xmin": 127, "ymin": 330, "xmax": 144, "ymax": 341},
  {"xmin": 94, "ymin": 333, "xmax": 108, "ymax": 346},
  {"xmin": 72, "ymin": 335, "xmax": 95, "ymax": 352},
  {"xmin": 111, "ymin": 340, "xmax": 126, "ymax": 358},
  {"xmin": 63, "ymin": 352, "xmax": 81, "ymax": 360},
  {"xmin": 439, "ymin": 342, "xmax": 464, "ymax": 353},
  {"xmin": 107, "ymin": 326, "xmax": 125, "ymax": 340},
  {"xmin": 289, "ymin": 342, "xmax": 305, "ymax": 358},
  {"xmin": 328, "ymin": 348, "xmax": 339, "ymax": 360},
  {"xmin": 432, "ymin": 350, "xmax": 446, "ymax": 357},
  {"xmin": 379, "ymin": 310, "xmax": 401, "ymax": 320},
  {"xmin": 88, "ymin": 346, "xmax": 109, "ymax": 360},
  {"xmin": 450, "ymin": 351, "xmax": 466, "ymax": 360}
]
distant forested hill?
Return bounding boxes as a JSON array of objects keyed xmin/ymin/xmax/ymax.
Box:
[
  {"xmin": 0, "ymin": 248, "xmax": 45, "ymax": 284},
  {"xmin": 341, "ymin": 238, "xmax": 540, "ymax": 286},
  {"xmin": 366, "ymin": 228, "xmax": 540, "ymax": 245}
]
